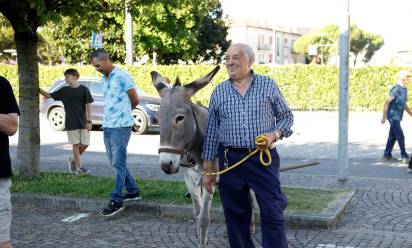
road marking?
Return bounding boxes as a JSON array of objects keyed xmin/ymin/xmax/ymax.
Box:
[
  {"xmin": 62, "ymin": 213, "xmax": 89, "ymax": 223},
  {"xmin": 316, "ymin": 244, "xmax": 357, "ymax": 248}
]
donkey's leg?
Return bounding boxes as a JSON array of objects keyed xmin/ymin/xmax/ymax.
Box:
[
  {"xmin": 183, "ymin": 170, "xmax": 202, "ymax": 234},
  {"xmin": 249, "ymin": 189, "xmax": 258, "ymax": 234},
  {"xmin": 197, "ymin": 184, "xmax": 214, "ymax": 248}
]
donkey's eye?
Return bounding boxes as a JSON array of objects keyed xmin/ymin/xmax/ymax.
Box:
[{"xmin": 176, "ymin": 115, "xmax": 185, "ymax": 124}]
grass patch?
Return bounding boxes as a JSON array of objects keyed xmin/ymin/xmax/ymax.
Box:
[{"xmin": 12, "ymin": 172, "xmax": 347, "ymax": 214}]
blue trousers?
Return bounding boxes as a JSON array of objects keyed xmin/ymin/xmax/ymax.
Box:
[
  {"xmin": 103, "ymin": 127, "xmax": 139, "ymax": 203},
  {"xmin": 384, "ymin": 120, "xmax": 408, "ymax": 158},
  {"xmin": 218, "ymin": 145, "xmax": 288, "ymax": 248}
]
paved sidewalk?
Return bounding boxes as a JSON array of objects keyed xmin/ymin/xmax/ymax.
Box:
[
  {"xmin": 11, "ymin": 174, "xmax": 412, "ymax": 248},
  {"xmin": 9, "ymin": 111, "xmax": 412, "ymax": 247}
]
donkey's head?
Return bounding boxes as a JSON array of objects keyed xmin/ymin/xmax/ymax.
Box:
[{"xmin": 151, "ymin": 66, "xmax": 220, "ymax": 174}]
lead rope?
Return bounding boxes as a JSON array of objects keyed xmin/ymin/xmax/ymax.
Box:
[{"xmin": 203, "ymin": 135, "xmax": 272, "ymax": 176}]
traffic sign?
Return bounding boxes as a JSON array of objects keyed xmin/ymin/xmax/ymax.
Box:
[{"xmin": 91, "ymin": 31, "xmax": 103, "ymax": 49}]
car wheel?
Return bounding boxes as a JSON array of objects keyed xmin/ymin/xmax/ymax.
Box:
[
  {"xmin": 48, "ymin": 107, "xmax": 65, "ymax": 131},
  {"xmin": 132, "ymin": 109, "xmax": 147, "ymax": 135}
]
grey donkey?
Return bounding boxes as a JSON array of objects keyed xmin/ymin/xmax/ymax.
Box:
[{"xmin": 151, "ymin": 66, "xmax": 220, "ymax": 248}]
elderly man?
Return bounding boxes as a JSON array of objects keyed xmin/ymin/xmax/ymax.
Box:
[
  {"xmin": 0, "ymin": 76, "xmax": 19, "ymax": 248},
  {"xmin": 90, "ymin": 49, "xmax": 142, "ymax": 216},
  {"xmin": 202, "ymin": 43, "xmax": 293, "ymax": 248},
  {"xmin": 381, "ymin": 70, "xmax": 412, "ymax": 165}
]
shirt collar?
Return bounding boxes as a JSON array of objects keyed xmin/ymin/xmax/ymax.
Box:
[
  {"xmin": 227, "ymin": 69, "xmax": 256, "ymax": 83},
  {"xmin": 397, "ymin": 80, "xmax": 406, "ymax": 88}
]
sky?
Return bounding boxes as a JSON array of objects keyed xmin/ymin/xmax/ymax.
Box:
[{"xmin": 221, "ymin": 0, "xmax": 412, "ymax": 63}]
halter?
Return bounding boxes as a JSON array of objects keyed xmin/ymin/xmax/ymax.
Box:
[{"xmin": 158, "ymin": 104, "xmax": 202, "ymax": 168}]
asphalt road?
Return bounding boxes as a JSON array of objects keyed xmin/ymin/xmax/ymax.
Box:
[{"xmin": 9, "ymin": 111, "xmax": 412, "ymax": 180}]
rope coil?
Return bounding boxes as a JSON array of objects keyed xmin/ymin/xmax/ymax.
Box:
[{"xmin": 203, "ymin": 135, "xmax": 272, "ymax": 176}]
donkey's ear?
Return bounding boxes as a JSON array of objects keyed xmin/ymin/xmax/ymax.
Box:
[
  {"xmin": 184, "ymin": 66, "xmax": 220, "ymax": 97},
  {"xmin": 151, "ymin": 71, "xmax": 170, "ymax": 98}
]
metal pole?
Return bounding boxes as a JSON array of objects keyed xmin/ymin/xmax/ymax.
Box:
[
  {"xmin": 337, "ymin": 0, "xmax": 350, "ymax": 181},
  {"xmin": 280, "ymin": 162, "xmax": 320, "ymax": 172},
  {"xmin": 125, "ymin": 0, "xmax": 133, "ymax": 65}
]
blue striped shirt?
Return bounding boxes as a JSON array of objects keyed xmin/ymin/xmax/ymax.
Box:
[{"xmin": 202, "ymin": 73, "xmax": 293, "ymax": 160}]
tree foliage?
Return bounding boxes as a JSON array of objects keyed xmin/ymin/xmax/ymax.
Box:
[
  {"xmin": 0, "ymin": 0, "xmax": 108, "ymax": 177},
  {"xmin": 32, "ymin": 0, "xmax": 229, "ymax": 64},
  {"xmin": 0, "ymin": 15, "xmax": 15, "ymax": 61},
  {"xmin": 293, "ymin": 24, "xmax": 384, "ymax": 65}
]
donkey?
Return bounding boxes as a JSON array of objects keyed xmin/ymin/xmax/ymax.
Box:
[{"xmin": 151, "ymin": 66, "xmax": 220, "ymax": 248}]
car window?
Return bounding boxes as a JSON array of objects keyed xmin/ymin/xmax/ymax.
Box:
[
  {"xmin": 50, "ymin": 80, "xmax": 66, "ymax": 92},
  {"xmin": 136, "ymin": 86, "xmax": 149, "ymax": 96},
  {"xmin": 89, "ymin": 81, "xmax": 103, "ymax": 96}
]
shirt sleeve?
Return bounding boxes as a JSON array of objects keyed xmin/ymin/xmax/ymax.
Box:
[
  {"xmin": 389, "ymin": 86, "xmax": 398, "ymax": 99},
  {"xmin": 50, "ymin": 87, "xmax": 64, "ymax": 101},
  {"xmin": 1, "ymin": 80, "xmax": 20, "ymax": 115},
  {"xmin": 123, "ymin": 72, "xmax": 135, "ymax": 92},
  {"xmin": 84, "ymin": 87, "xmax": 94, "ymax": 104},
  {"xmin": 270, "ymin": 81, "xmax": 294, "ymax": 138},
  {"xmin": 202, "ymin": 89, "xmax": 220, "ymax": 160}
]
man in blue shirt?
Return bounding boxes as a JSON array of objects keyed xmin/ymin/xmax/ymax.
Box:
[
  {"xmin": 202, "ymin": 43, "xmax": 293, "ymax": 248},
  {"xmin": 90, "ymin": 49, "xmax": 142, "ymax": 216},
  {"xmin": 381, "ymin": 70, "xmax": 412, "ymax": 165}
]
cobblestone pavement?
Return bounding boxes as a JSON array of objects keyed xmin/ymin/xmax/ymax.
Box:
[{"xmin": 11, "ymin": 173, "xmax": 412, "ymax": 248}]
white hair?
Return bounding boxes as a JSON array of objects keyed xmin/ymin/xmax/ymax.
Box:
[
  {"xmin": 399, "ymin": 70, "xmax": 410, "ymax": 80},
  {"xmin": 230, "ymin": 43, "xmax": 255, "ymax": 63}
]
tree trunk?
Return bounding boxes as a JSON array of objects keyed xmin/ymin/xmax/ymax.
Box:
[{"xmin": 15, "ymin": 34, "xmax": 40, "ymax": 177}]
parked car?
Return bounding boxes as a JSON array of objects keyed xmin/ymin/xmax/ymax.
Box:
[{"xmin": 40, "ymin": 77, "xmax": 160, "ymax": 134}]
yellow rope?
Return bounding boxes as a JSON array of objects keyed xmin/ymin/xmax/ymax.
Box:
[{"xmin": 203, "ymin": 135, "xmax": 272, "ymax": 176}]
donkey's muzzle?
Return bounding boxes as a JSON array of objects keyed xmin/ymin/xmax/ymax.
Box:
[{"xmin": 160, "ymin": 160, "xmax": 179, "ymax": 174}]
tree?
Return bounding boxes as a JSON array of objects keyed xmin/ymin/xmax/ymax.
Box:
[
  {"xmin": 133, "ymin": 0, "xmax": 229, "ymax": 64},
  {"xmin": 294, "ymin": 24, "xmax": 384, "ymax": 65},
  {"xmin": 40, "ymin": 14, "xmax": 125, "ymax": 64},
  {"xmin": 0, "ymin": 0, "xmax": 123, "ymax": 177},
  {"xmin": 193, "ymin": 0, "xmax": 230, "ymax": 64},
  {"xmin": 0, "ymin": 15, "xmax": 15, "ymax": 61}
]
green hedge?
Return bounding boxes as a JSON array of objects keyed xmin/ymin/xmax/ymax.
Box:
[{"xmin": 1, "ymin": 64, "xmax": 411, "ymax": 111}]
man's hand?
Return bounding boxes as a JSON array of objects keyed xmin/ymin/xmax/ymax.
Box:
[
  {"xmin": 203, "ymin": 174, "xmax": 217, "ymax": 195},
  {"xmin": 86, "ymin": 122, "xmax": 92, "ymax": 131},
  {"xmin": 381, "ymin": 116, "xmax": 386, "ymax": 124},
  {"xmin": 261, "ymin": 130, "xmax": 281, "ymax": 148},
  {"xmin": 203, "ymin": 160, "xmax": 217, "ymax": 194}
]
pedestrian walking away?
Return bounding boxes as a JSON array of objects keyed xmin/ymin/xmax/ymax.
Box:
[
  {"xmin": 39, "ymin": 68, "xmax": 94, "ymax": 175},
  {"xmin": 0, "ymin": 75, "xmax": 20, "ymax": 248},
  {"xmin": 202, "ymin": 43, "xmax": 294, "ymax": 248},
  {"xmin": 90, "ymin": 49, "xmax": 142, "ymax": 217},
  {"xmin": 381, "ymin": 70, "xmax": 412, "ymax": 166}
]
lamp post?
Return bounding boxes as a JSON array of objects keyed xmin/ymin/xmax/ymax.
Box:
[
  {"xmin": 337, "ymin": 0, "xmax": 350, "ymax": 181},
  {"xmin": 125, "ymin": 0, "xmax": 133, "ymax": 65}
]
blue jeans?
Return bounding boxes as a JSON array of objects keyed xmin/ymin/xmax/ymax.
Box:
[
  {"xmin": 103, "ymin": 127, "xmax": 139, "ymax": 203},
  {"xmin": 384, "ymin": 120, "xmax": 408, "ymax": 158}
]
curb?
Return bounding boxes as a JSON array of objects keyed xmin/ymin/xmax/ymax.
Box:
[{"xmin": 12, "ymin": 190, "xmax": 355, "ymax": 229}]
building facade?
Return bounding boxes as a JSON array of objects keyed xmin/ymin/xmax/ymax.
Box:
[
  {"xmin": 227, "ymin": 18, "xmax": 305, "ymax": 65},
  {"xmin": 227, "ymin": 17, "xmax": 306, "ymax": 65}
]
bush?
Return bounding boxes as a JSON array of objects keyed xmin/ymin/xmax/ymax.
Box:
[{"xmin": 1, "ymin": 64, "xmax": 411, "ymax": 111}]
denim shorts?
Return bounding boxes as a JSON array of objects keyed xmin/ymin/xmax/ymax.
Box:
[{"xmin": 0, "ymin": 178, "xmax": 12, "ymax": 243}]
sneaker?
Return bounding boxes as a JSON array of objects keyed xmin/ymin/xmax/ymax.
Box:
[
  {"xmin": 382, "ymin": 155, "xmax": 394, "ymax": 160},
  {"xmin": 73, "ymin": 167, "xmax": 90, "ymax": 176},
  {"xmin": 79, "ymin": 167, "xmax": 90, "ymax": 175},
  {"xmin": 67, "ymin": 157, "xmax": 76, "ymax": 173},
  {"xmin": 122, "ymin": 191, "xmax": 142, "ymax": 202},
  {"xmin": 101, "ymin": 200, "xmax": 125, "ymax": 217},
  {"xmin": 401, "ymin": 157, "xmax": 410, "ymax": 163}
]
